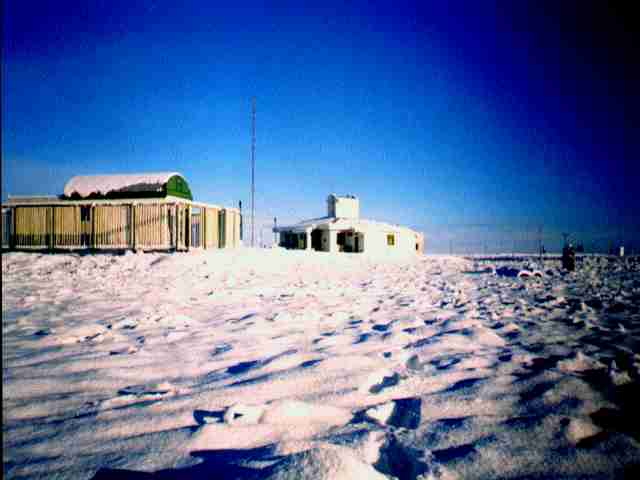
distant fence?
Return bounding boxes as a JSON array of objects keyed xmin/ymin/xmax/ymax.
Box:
[
  {"xmin": 423, "ymin": 224, "xmax": 639, "ymax": 256},
  {"xmin": 1, "ymin": 203, "xmax": 242, "ymax": 252}
]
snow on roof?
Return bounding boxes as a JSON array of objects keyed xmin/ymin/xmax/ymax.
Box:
[
  {"xmin": 63, "ymin": 172, "xmax": 183, "ymax": 198},
  {"xmin": 274, "ymin": 216, "xmax": 420, "ymax": 235},
  {"xmin": 6, "ymin": 195, "xmax": 61, "ymax": 204},
  {"xmin": 273, "ymin": 216, "xmax": 332, "ymax": 233},
  {"xmin": 333, "ymin": 217, "xmax": 419, "ymax": 234}
]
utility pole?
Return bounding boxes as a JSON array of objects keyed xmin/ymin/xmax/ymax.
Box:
[
  {"xmin": 251, "ymin": 97, "xmax": 256, "ymax": 247},
  {"xmin": 538, "ymin": 224, "xmax": 543, "ymax": 263}
]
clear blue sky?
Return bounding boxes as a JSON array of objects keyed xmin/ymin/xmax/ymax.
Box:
[{"xmin": 2, "ymin": 1, "xmax": 638, "ymax": 252}]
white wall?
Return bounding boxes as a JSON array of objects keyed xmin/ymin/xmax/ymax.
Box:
[
  {"xmin": 327, "ymin": 195, "xmax": 359, "ymax": 219},
  {"xmin": 360, "ymin": 227, "xmax": 418, "ymax": 257},
  {"xmin": 279, "ymin": 223, "xmax": 421, "ymax": 256}
]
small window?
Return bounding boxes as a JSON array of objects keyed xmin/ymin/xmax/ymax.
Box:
[{"xmin": 387, "ymin": 234, "xmax": 395, "ymax": 246}]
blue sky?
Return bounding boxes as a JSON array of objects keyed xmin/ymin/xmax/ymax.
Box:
[{"xmin": 3, "ymin": 1, "xmax": 638, "ymax": 252}]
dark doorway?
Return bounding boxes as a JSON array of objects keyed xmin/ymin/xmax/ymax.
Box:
[
  {"xmin": 337, "ymin": 231, "xmax": 346, "ymax": 252},
  {"xmin": 311, "ymin": 229, "xmax": 322, "ymax": 251},
  {"xmin": 80, "ymin": 206, "xmax": 92, "ymax": 247}
]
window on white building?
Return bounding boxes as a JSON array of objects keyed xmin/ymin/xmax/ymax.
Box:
[{"xmin": 387, "ymin": 234, "xmax": 395, "ymax": 246}]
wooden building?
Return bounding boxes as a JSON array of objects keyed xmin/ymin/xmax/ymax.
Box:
[{"xmin": 1, "ymin": 172, "xmax": 241, "ymax": 252}]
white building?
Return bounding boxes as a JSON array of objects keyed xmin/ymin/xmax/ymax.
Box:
[{"xmin": 274, "ymin": 194, "xmax": 424, "ymax": 255}]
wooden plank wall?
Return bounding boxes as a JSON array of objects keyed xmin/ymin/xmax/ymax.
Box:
[
  {"xmin": 54, "ymin": 206, "xmax": 83, "ymax": 248},
  {"xmin": 204, "ymin": 207, "xmax": 219, "ymax": 248},
  {"xmin": 176, "ymin": 205, "xmax": 187, "ymax": 250},
  {"xmin": 191, "ymin": 212, "xmax": 201, "ymax": 248},
  {"xmin": 7, "ymin": 202, "xmax": 238, "ymax": 251},
  {"xmin": 15, "ymin": 207, "xmax": 50, "ymax": 248},
  {"xmin": 218, "ymin": 209, "xmax": 226, "ymax": 248},
  {"xmin": 95, "ymin": 206, "xmax": 130, "ymax": 248},
  {"xmin": 135, "ymin": 204, "xmax": 170, "ymax": 250},
  {"xmin": 227, "ymin": 209, "xmax": 234, "ymax": 247},
  {"xmin": 234, "ymin": 211, "xmax": 241, "ymax": 247},
  {"xmin": 214, "ymin": 209, "xmax": 241, "ymax": 248},
  {"xmin": 226, "ymin": 210, "xmax": 233, "ymax": 247}
]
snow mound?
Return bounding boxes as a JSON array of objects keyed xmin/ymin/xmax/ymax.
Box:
[
  {"xmin": 564, "ymin": 417, "xmax": 602, "ymax": 444},
  {"xmin": 261, "ymin": 400, "xmax": 352, "ymax": 426},
  {"xmin": 264, "ymin": 444, "xmax": 389, "ymax": 480},
  {"xmin": 557, "ymin": 352, "xmax": 606, "ymax": 373}
]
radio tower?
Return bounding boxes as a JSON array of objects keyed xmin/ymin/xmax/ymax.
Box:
[{"xmin": 251, "ymin": 97, "xmax": 256, "ymax": 247}]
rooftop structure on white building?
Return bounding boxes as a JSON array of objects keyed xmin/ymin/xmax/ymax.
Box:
[{"xmin": 274, "ymin": 194, "xmax": 424, "ymax": 255}]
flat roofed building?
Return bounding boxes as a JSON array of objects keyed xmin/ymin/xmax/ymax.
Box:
[{"xmin": 274, "ymin": 194, "xmax": 424, "ymax": 255}]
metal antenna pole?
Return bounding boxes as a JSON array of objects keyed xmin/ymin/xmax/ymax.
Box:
[
  {"xmin": 538, "ymin": 224, "xmax": 543, "ymax": 264},
  {"xmin": 251, "ymin": 97, "xmax": 256, "ymax": 247}
]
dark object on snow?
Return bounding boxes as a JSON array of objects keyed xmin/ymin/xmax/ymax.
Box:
[
  {"xmin": 463, "ymin": 266, "xmax": 495, "ymax": 275},
  {"xmin": 495, "ymin": 266, "xmax": 520, "ymax": 278},
  {"xmin": 562, "ymin": 244, "xmax": 576, "ymax": 271}
]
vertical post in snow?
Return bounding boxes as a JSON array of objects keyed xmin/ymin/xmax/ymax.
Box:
[
  {"xmin": 51, "ymin": 206, "xmax": 56, "ymax": 250},
  {"xmin": 251, "ymin": 97, "xmax": 256, "ymax": 248},
  {"xmin": 10, "ymin": 207, "xmax": 16, "ymax": 250},
  {"xmin": 202, "ymin": 207, "xmax": 207, "ymax": 250},
  {"xmin": 538, "ymin": 224, "xmax": 543, "ymax": 264},
  {"xmin": 273, "ymin": 217, "xmax": 277, "ymax": 247},
  {"xmin": 187, "ymin": 205, "xmax": 192, "ymax": 251},
  {"xmin": 91, "ymin": 205, "xmax": 96, "ymax": 251},
  {"xmin": 239, "ymin": 200, "xmax": 243, "ymax": 242},
  {"xmin": 131, "ymin": 204, "xmax": 137, "ymax": 251}
]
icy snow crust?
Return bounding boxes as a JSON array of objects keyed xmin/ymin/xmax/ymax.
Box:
[
  {"xmin": 2, "ymin": 250, "xmax": 640, "ymax": 479},
  {"xmin": 63, "ymin": 172, "xmax": 181, "ymax": 198}
]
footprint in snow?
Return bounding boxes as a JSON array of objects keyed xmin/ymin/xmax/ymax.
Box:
[
  {"xmin": 97, "ymin": 382, "xmax": 177, "ymax": 411},
  {"xmin": 362, "ymin": 397, "xmax": 422, "ymax": 429},
  {"xmin": 118, "ymin": 382, "xmax": 175, "ymax": 396},
  {"xmin": 360, "ymin": 370, "xmax": 402, "ymax": 394},
  {"xmin": 430, "ymin": 356, "xmax": 461, "ymax": 370},
  {"xmin": 219, "ymin": 400, "xmax": 352, "ymax": 427},
  {"xmin": 372, "ymin": 323, "xmax": 391, "ymax": 332},
  {"xmin": 227, "ymin": 360, "xmax": 260, "ymax": 375},
  {"xmin": 211, "ymin": 343, "xmax": 233, "ymax": 357},
  {"xmin": 111, "ymin": 318, "xmax": 138, "ymax": 330}
]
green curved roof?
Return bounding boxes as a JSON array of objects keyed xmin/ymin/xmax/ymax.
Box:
[{"xmin": 165, "ymin": 174, "xmax": 193, "ymax": 200}]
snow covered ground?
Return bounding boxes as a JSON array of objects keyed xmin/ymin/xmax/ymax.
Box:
[{"xmin": 2, "ymin": 249, "xmax": 640, "ymax": 479}]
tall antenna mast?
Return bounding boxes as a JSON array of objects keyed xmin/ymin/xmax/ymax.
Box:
[{"xmin": 251, "ymin": 97, "xmax": 256, "ymax": 247}]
